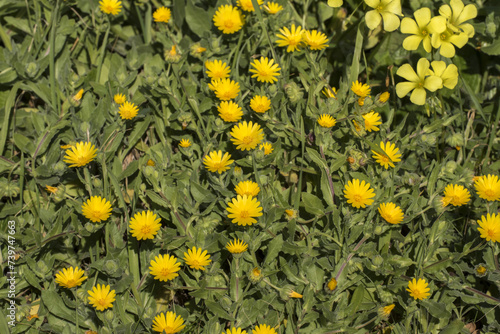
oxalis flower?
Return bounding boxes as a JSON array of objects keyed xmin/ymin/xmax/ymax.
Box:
[
  {"xmin": 129, "ymin": 210, "xmax": 162, "ymax": 240},
  {"xmin": 371, "ymin": 141, "xmax": 402, "ymax": 169},
  {"xmin": 364, "ymin": 0, "xmax": 403, "ymax": 32},
  {"xmin": 249, "ymin": 57, "xmax": 281, "ymax": 83},
  {"xmin": 430, "ymin": 61, "xmax": 458, "ymax": 89},
  {"xmin": 401, "ymin": 7, "xmax": 446, "ymax": 53},
  {"xmin": 396, "ymin": 58, "xmax": 443, "ymax": 105},
  {"xmin": 406, "ymin": 278, "xmax": 431, "ymax": 300},
  {"xmin": 327, "ymin": 0, "xmax": 343, "ymax": 7},
  {"xmin": 343, "ymin": 179, "xmax": 375, "ymax": 208},
  {"xmin": 477, "ymin": 213, "xmax": 500, "ymax": 243},
  {"xmin": 439, "ymin": 0, "xmax": 477, "ymax": 38},
  {"xmin": 431, "ymin": 29, "xmax": 468, "ymax": 58},
  {"xmin": 230, "ymin": 121, "xmax": 264, "ymax": 151},
  {"xmin": 87, "ymin": 284, "xmax": 116, "ymax": 311},
  {"xmin": 183, "ymin": 246, "xmax": 211, "ymax": 270},
  {"xmin": 152, "ymin": 312, "xmax": 185, "ymax": 333},
  {"xmin": 226, "ymin": 195, "xmax": 263, "ymax": 226},
  {"xmin": 213, "ymin": 5, "xmax": 244, "ymax": 34}
]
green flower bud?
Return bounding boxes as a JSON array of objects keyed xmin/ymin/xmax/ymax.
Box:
[
  {"xmin": 446, "ymin": 132, "xmax": 463, "ymax": 148},
  {"xmin": 105, "ymin": 310, "xmax": 114, "ymax": 321},
  {"xmin": 92, "ymin": 178, "xmax": 102, "ymax": 188},
  {"xmin": 104, "ymin": 260, "xmax": 119, "ymax": 275},
  {"xmin": 143, "ymin": 166, "xmax": 155, "ymax": 178},
  {"xmin": 53, "ymin": 161, "xmax": 66, "ymax": 173},
  {"xmin": 372, "ymin": 255, "xmax": 384, "ymax": 267},
  {"xmin": 284, "ymin": 82, "xmax": 303, "ymax": 104},
  {"xmin": 80, "ymin": 121, "xmax": 90, "ymax": 134},
  {"xmin": 25, "ymin": 62, "xmax": 38, "ymax": 78},
  {"xmin": 219, "ymin": 296, "xmax": 232, "ymax": 311}
]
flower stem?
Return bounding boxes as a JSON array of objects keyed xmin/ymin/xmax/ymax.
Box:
[{"xmin": 96, "ymin": 17, "xmax": 110, "ymax": 84}]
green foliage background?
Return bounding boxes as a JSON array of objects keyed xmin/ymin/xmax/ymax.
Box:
[{"xmin": 0, "ymin": 0, "xmax": 499, "ymax": 333}]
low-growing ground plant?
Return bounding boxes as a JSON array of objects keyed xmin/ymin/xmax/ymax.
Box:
[{"xmin": 0, "ymin": 0, "xmax": 499, "ymax": 333}]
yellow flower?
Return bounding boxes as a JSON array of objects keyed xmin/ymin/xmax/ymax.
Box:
[
  {"xmin": 406, "ymin": 278, "xmax": 431, "ymax": 300},
  {"xmin": 304, "ymin": 30, "xmax": 329, "ymax": 50},
  {"xmin": 430, "ymin": 61, "xmax": 459, "ymax": 90},
  {"xmin": 259, "ymin": 142, "xmax": 273, "ymax": 155},
  {"xmin": 213, "ymin": 5, "xmax": 244, "ymax": 34},
  {"xmin": 327, "ymin": 277, "xmax": 337, "ymax": 291},
  {"xmin": 99, "ymin": 0, "xmax": 122, "ymax": 15},
  {"xmin": 205, "ymin": 60, "xmax": 231, "ymax": 80},
  {"xmin": 45, "ymin": 185, "xmax": 58, "ymax": 194},
  {"xmin": 63, "ymin": 141, "xmax": 98, "ymax": 167},
  {"xmin": 208, "ymin": 79, "xmax": 222, "ymax": 91},
  {"xmin": 179, "ymin": 139, "xmax": 192, "ymax": 148},
  {"xmin": 218, "ymin": 101, "xmax": 243, "ymax": 122},
  {"xmin": 190, "ymin": 44, "xmax": 207, "ymax": 58},
  {"xmin": 87, "ymin": 284, "xmax": 116, "ymax": 311},
  {"xmin": 226, "ymin": 239, "xmax": 248, "ymax": 254},
  {"xmin": 441, "ymin": 184, "xmax": 470, "ymax": 207},
  {"xmin": 379, "ymin": 304, "xmax": 395, "ymax": 318},
  {"xmin": 439, "ymin": 0, "xmax": 477, "ymax": 38},
  {"xmin": 364, "ymin": 0, "xmax": 403, "ymax": 32},
  {"xmin": 147, "ymin": 159, "xmax": 155, "ymax": 166},
  {"xmin": 82, "ymin": 196, "xmax": 112, "ymax": 223},
  {"xmin": 275, "ymin": 24, "xmax": 304, "ymax": 52},
  {"xmin": 60, "ymin": 144, "xmax": 73, "ymax": 149},
  {"xmin": 152, "ymin": 312, "xmax": 186, "ymax": 333},
  {"xmin": 55, "ymin": 267, "xmax": 87, "ymax": 289},
  {"xmin": 285, "ymin": 209, "xmax": 297, "ymax": 221},
  {"xmin": 317, "ymin": 114, "xmax": 336, "ymax": 128},
  {"xmin": 226, "ymin": 195, "xmax": 263, "ymax": 226},
  {"xmin": 230, "ymin": 121, "xmax": 265, "ymax": 151},
  {"xmin": 149, "ymin": 254, "xmax": 181, "ymax": 282},
  {"xmin": 474, "ymin": 264, "xmax": 487, "ymax": 277},
  {"xmin": 264, "ymin": 2, "xmax": 283, "ymax": 14},
  {"xmin": 474, "ymin": 175, "xmax": 500, "ymax": 201},
  {"xmin": 223, "ymin": 327, "xmax": 248, "ymax": 334},
  {"xmin": 477, "ymin": 213, "xmax": 500, "ymax": 243},
  {"xmin": 237, "ymin": 0, "xmax": 263, "ymax": 12},
  {"xmin": 129, "ymin": 211, "xmax": 162, "ymax": 241},
  {"xmin": 378, "ymin": 202, "xmax": 404, "ymax": 224},
  {"xmin": 396, "ymin": 58, "xmax": 443, "ymax": 105},
  {"xmin": 252, "ymin": 324, "xmax": 277, "ymax": 334},
  {"xmin": 250, "ymin": 95, "xmax": 271, "ymax": 113},
  {"xmin": 235, "ymin": 180, "xmax": 260, "ymax": 197},
  {"xmin": 249, "ymin": 266, "xmax": 262, "ymax": 283},
  {"xmin": 203, "ymin": 150, "xmax": 234, "ymax": 173},
  {"xmin": 249, "ymin": 57, "xmax": 281, "ymax": 84},
  {"xmin": 351, "ymin": 80, "xmax": 371, "ymax": 97},
  {"xmin": 323, "ymin": 87, "xmax": 337, "ymax": 99},
  {"xmin": 153, "ymin": 7, "xmax": 171, "ymax": 23},
  {"xmin": 73, "ymin": 89, "xmax": 84, "ymax": 102},
  {"xmin": 183, "ymin": 246, "xmax": 211, "ymax": 271},
  {"xmin": 119, "ymin": 101, "xmax": 139, "ymax": 120},
  {"xmin": 379, "ymin": 92, "xmax": 390, "ymax": 103},
  {"xmin": 371, "ymin": 141, "xmax": 402, "ymax": 169},
  {"xmin": 214, "ymin": 78, "xmax": 240, "ymax": 100},
  {"xmin": 165, "ymin": 45, "xmax": 181, "ymax": 63},
  {"xmin": 401, "ymin": 8, "xmax": 446, "ymax": 53},
  {"xmin": 327, "ymin": 0, "xmax": 343, "ymax": 8},
  {"xmin": 343, "ymin": 179, "xmax": 375, "ymax": 208},
  {"xmin": 289, "ymin": 290, "xmax": 303, "ymax": 298},
  {"xmin": 114, "ymin": 93, "xmax": 126, "ymax": 104},
  {"xmin": 431, "ymin": 29, "xmax": 468, "ymax": 58}
]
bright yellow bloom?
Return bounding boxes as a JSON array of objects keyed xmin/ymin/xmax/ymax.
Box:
[
  {"xmin": 285, "ymin": 209, "xmax": 297, "ymax": 220},
  {"xmin": 119, "ymin": 101, "xmax": 139, "ymax": 120},
  {"xmin": 351, "ymin": 80, "xmax": 371, "ymax": 97},
  {"xmin": 230, "ymin": 121, "xmax": 265, "ymax": 151},
  {"xmin": 364, "ymin": 0, "xmax": 403, "ymax": 32},
  {"xmin": 264, "ymin": 2, "xmax": 283, "ymax": 14},
  {"xmin": 317, "ymin": 114, "xmax": 336, "ymax": 128},
  {"xmin": 252, "ymin": 324, "xmax": 277, "ymax": 334},
  {"xmin": 379, "ymin": 92, "xmax": 390, "ymax": 103},
  {"xmin": 129, "ymin": 211, "xmax": 162, "ymax": 241},
  {"xmin": 82, "ymin": 196, "xmax": 112, "ymax": 223},
  {"xmin": 343, "ymin": 179, "xmax": 375, "ymax": 208},
  {"xmin": 259, "ymin": 142, "xmax": 273, "ymax": 155},
  {"xmin": 147, "ymin": 159, "xmax": 155, "ymax": 166},
  {"xmin": 474, "ymin": 174, "xmax": 500, "ymax": 201},
  {"xmin": 327, "ymin": 0, "xmax": 343, "ymax": 7},
  {"xmin": 327, "ymin": 277, "xmax": 337, "ymax": 291},
  {"xmin": 378, "ymin": 202, "xmax": 404, "ymax": 224},
  {"xmin": 149, "ymin": 254, "xmax": 181, "ymax": 282},
  {"xmin": 45, "ymin": 185, "xmax": 58, "ymax": 194},
  {"xmin": 237, "ymin": 0, "xmax": 263, "ymax": 12},
  {"xmin": 153, "ymin": 7, "xmax": 171, "ymax": 23},
  {"xmin": 55, "ymin": 267, "xmax": 87, "ymax": 289},
  {"xmin": 214, "ymin": 78, "xmax": 240, "ymax": 100},
  {"xmin": 406, "ymin": 278, "xmax": 431, "ymax": 300},
  {"xmin": 218, "ymin": 101, "xmax": 243, "ymax": 122},
  {"xmin": 235, "ymin": 180, "xmax": 260, "ymax": 197},
  {"xmin": 371, "ymin": 141, "xmax": 402, "ymax": 169},
  {"xmin": 249, "ymin": 266, "xmax": 262, "ymax": 282},
  {"xmin": 401, "ymin": 8, "xmax": 446, "ymax": 53},
  {"xmin": 430, "ymin": 61, "xmax": 458, "ymax": 89},
  {"xmin": 60, "ymin": 144, "xmax": 73, "ymax": 149},
  {"xmin": 183, "ymin": 246, "xmax": 211, "ymax": 270},
  {"xmin": 226, "ymin": 239, "xmax": 248, "ymax": 254},
  {"xmin": 250, "ymin": 95, "xmax": 271, "ymax": 113},
  {"xmin": 63, "ymin": 141, "xmax": 98, "ymax": 167},
  {"xmin": 431, "ymin": 29, "xmax": 468, "ymax": 58},
  {"xmin": 114, "ymin": 93, "xmax": 126, "ymax": 104},
  {"xmin": 152, "ymin": 312, "xmax": 186, "ymax": 333},
  {"xmin": 477, "ymin": 213, "xmax": 500, "ymax": 243},
  {"xmin": 439, "ymin": 0, "xmax": 477, "ymax": 38},
  {"xmin": 179, "ymin": 139, "xmax": 192, "ymax": 148},
  {"xmin": 87, "ymin": 284, "xmax": 116, "ymax": 311},
  {"xmin": 99, "ymin": 0, "xmax": 122, "ymax": 15},
  {"xmin": 304, "ymin": 30, "xmax": 329, "ymax": 50},
  {"xmin": 165, "ymin": 45, "xmax": 181, "ymax": 63},
  {"xmin": 73, "ymin": 89, "xmax": 84, "ymax": 102},
  {"xmin": 213, "ymin": 5, "xmax": 244, "ymax": 34},
  {"xmin": 323, "ymin": 87, "xmax": 337, "ymax": 99},
  {"xmin": 441, "ymin": 184, "xmax": 470, "ymax": 207},
  {"xmin": 226, "ymin": 195, "xmax": 263, "ymax": 226},
  {"xmin": 396, "ymin": 58, "xmax": 443, "ymax": 105},
  {"xmin": 205, "ymin": 60, "xmax": 231, "ymax": 79},
  {"xmin": 249, "ymin": 57, "xmax": 281, "ymax": 83},
  {"xmin": 203, "ymin": 150, "xmax": 234, "ymax": 173},
  {"xmin": 289, "ymin": 290, "xmax": 303, "ymax": 298},
  {"xmin": 379, "ymin": 304, "xmax": 395, "ymax": 318},
  {"xmin": 208, "ymin": 79, "xmax": 222, "ymax": 91},
  {"xmin": 475, "ymin": 264, "xmax": 487, "ymax": 277},
  {"xmin": 276, "ymin": 24, "xmax": 304, "ymax": 52}
]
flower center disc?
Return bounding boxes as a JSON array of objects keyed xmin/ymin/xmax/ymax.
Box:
[{"xmin": 242, "ymin": 136, "xmax": 253, "ymax": 145}]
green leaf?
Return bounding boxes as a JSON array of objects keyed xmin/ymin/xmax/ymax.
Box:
[
  {"xmin": 264, "ymin": 234, "xmax": 283, "ymax": 265},
  {"xmin": 421, "ymin": 300, "xmax": 451, "ymax": 320},
  {"xmin": 185, "ymin": 1, "xmax": 211, "ymax": 37},
  {"xmin": 439, "ymin": 320, "xmax": 465, "ymax": 334},
  {"xmin": 302, "ymin": 192, "xmax": 325, "ymax": 215}
]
